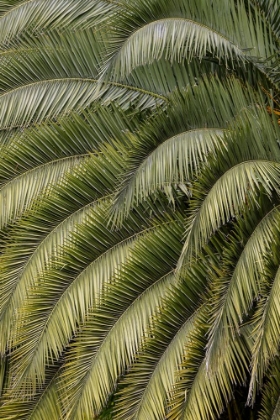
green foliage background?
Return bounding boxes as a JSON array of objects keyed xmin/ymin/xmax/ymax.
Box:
[{"xmin": 0, "ymin": 0, "xmax": 280, "ymax": 419}]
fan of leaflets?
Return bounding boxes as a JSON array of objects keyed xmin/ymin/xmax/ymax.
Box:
[{"xmin": 0, "ymin": 1, "xmax": 280, "ymax": 419}]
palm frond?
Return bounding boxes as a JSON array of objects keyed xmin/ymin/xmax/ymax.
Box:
[
  {"xmin": 113, "ymin": 76, "xmax": 268, "ymax": 223},
  {"xmin": 104, "ymin": 0, "xmax": 275, "ymax": 80},
  {"xmin": 122, "ymin": 58, "xmax": 225, "ymax": 98},
  {"xmin": 57, "ymin": 217, "xmax": 183, "ymax": 420},
  {"xmin": 248, "ymin": 242, "xmax": 280, "ymax": 403},
  {"xmin": 205, "ymin": 200, "xmax": 280, "ymax": 369},
  {"xmin": 0, "ymin": 29, "xmax": 106, "ymax": 92},
  {"xmin": 113, "ymin": 264, "xmax": 208, "ymax": 420},
  {"xmin": 0, "ymin": 104, "xmax": 137, "ymax": 184},
  {"xmin": 252, "ymin": 0, "xmax": 280, "ymax": 41},
  {"xmin": 0, "ymin": 76, "xmax": 165, "ymax": 133},
  {"xmin": 116, "ymin": 314, "xmax": 198, "ymax": 420},
  {"xmin": 0, "ymin": 142, "xmax": 126, "ymax": 353},
  {"xmin": 113, "ymin": 128, "xmax": 225, "ymax": 222},
  {"xmin": 0, "ymin": 155, "xmax": 85, "ymax": 229},
  {"xmin": 0, "ymin": 0, "xmax": 117, "ymax": 49},
  {"xmin": 168, "ymin": 308, "xmax": 249, "ymax": 420},
  {"xmin": 178, "ymin": 105, "xmax": 280, "ymax": 268},
  {"xmin": 0, "ymin": 79, "xmax": 100, "ymax": 130},
  {"xmin": 179, "ymin": 159, "xmax": 280, "ymax": 269},
  {"xmin": 259, "ymin": 357, "xmax": 280, "ymax": 420},
  {"xmin": 0, "ymin": 366, "xmax": 63, "ymax": 420},
  {"xmin": 9, "ymin": 206, "xmax": 175, "ymax": 391},
  {"xmin": 105, "ymin": 18, "xmax": 247, "ymax": 80},
  {"xmin": 0, "ymin": 196, "xmax": 104, "ymax": 355}
]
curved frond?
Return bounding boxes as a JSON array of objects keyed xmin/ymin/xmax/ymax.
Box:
[
  {"xmin": 0, "ymin": 78, "xmax": 164, "ymax": 133},
  {"xmin": 168, "ymin": 310, "xmax": 249, "ymax": 420},
  {"xmin": 0, "ymin": 142, "xmax": 127, "ymax": 353},
  {"xmin": 259, "ymin": 357, "xmax": 280, "ymax": 420},
  {"xmin": 0, "ymin": 29, "xmax": 106, "ymax": 92},
  {"xmin": 0, "ymin": 367, "xmax": 62, "ymax": 420},
  {"xmin": 106, "ymin": 18, "xmax": 247, "ymax": 80},
  {"xmin": 114, "ymin": 267, "xmax": 208, "ymax": 420},
  {"xmin": 0, "ymin": 154, "xmax": 85, "ymax": 228},
  {"xmin": 113, "ymin": 128, "xmax": 225, "ymax": 222},
  {"xmin": 0, "ymin": 0, "xmax": 117, "ymax": 48},
  {"xmin": 205, "ymin": 200, "xmax": 280, "ymax": 367},
  {"xmin": 0, "ymin": 79, "xmax": 100, "ymax": 130},
  {"xmin": 178, "ymin": 106, "xmax": 280, "ymax": 267},
  {"xmin": 179, "ymin": 159, "xmax": 280, "ymax": 269},
  {"xmin": 248, "ymin": 245, "xmax": 280, "ymax": 402},
  {"xmin": 104, "ymin": 0, "xmax": 274, "ymax": 80},
  {"xmin": 58, "ymin": 218, "xmax": 184, "ymax": 420},
  {"xmin": 0, "ymin": 104, "xmax": 137, "ymax": 183},
  {"xmin": 116, "ymin": 314, "xmax": 198, "ymax": 420},
  {"xmin": 113, "ymin": 77, "xmax": 270, "ymax": 223},
  {"xmin": 10, "ymin": 205, "xmax": 174, "ymax": 393}
]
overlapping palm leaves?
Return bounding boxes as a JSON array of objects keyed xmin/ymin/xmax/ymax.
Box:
[{"xmin": 0, "ymin": 0, "xmax": 280, "ymax": 419}]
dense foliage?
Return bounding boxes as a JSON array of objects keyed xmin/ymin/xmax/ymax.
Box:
[{"xmin": 0, "ymin": 0, "xmax": 280, "ymax": 419}]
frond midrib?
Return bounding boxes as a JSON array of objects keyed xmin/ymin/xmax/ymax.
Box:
[
  {"xmin": 118, "ymin": 17, "xmax": 250, "ymax": 54},
  {"xmin": 0, "ymin": 153, "xmax": 88, "ymax": 189}
]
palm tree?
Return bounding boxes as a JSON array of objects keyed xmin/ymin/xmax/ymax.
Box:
[{"xmin": 0, "ymin": 0, "xmax": 280, "ymax": 419}]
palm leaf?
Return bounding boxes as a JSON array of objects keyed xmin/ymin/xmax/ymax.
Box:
[
  {"xmin": 0, "ymin": 104, "xmax": 137, "ymax": 183},
  {"xmin": 0, "ymin": 29, "xmax": 106, "ymax": 92},
  {"xmin": 168, "ymin": 309, "xmax": 249, "ymax": 420},
  {"xmin": 178, "ymin": 106, "xmax": 280, "ymax": 268},
  {"xmin": 248, "ymin": 243, "xmax": 280, "ymax": 403},
  {"xmin": 113, "ymin": 263, "xmax": 208, "ymax": 420},
  {"xmin": 106, "ymin": 18, "xmax": 248, "ymax": 80},
  {"xmin": 0, "ymin": 366, "xmax": 63, "ymax": 420},
  {"xmin": 113, "ymin": 77, "xmax": 276, "ymax": 223},
  {"xmin": 0, "ymin": 142, "xmax": 126, "ymax": 353},
  {"xmin": 104, "ymin": 0, "xmax": 274, "ymax": 80},
  {"xmin": 0, "ymin": 154, "xmax": 85, "ymax": 229},
  {"xmin": 252, "ymin": 0, "xmax": 280, "ymax": 41},
  {"xmin": 205, "ymin": 199, "xmax": 280, "ymax": 373},
  {"xmin": 259, "ymin": 357, "xmax": 280, "ymax": 420},
  {"xmin": 179, "ymin": 160, "xmax": 280, "ymax": 268},
  {"xmin": 113, "ymin": 128, "xmax": 225, "ymax": 222},
  {"xmin": 0, "ymin": 0, "xmax": 117, "ymax": 48},
  {"xmin": 0, "ymin": 78, "xmax": 164, "ymax": 132},
  {"xmin": 9, "ymin": 205, "xmax": 177, "ymax": 393},
  {"xmin": 58, "ymin": 217, "xmax": 184, "ymax": 419}
]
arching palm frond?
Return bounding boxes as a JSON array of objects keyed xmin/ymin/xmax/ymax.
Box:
[
  {"xmin": 248, "ymin": 243, "xmax": 280, "ymax": 403},
  {"xmin": 58, "ymin": 216, "xmax": 184, "ymax": 420},
  {"xmin": 205, "ymin": 198, "xmax": 280, "ymax": 374},
  {"xmin": 0, "ymin": 0, "xmax": 118, "ymax": 49},
  {"xmin": 1, "ymin": 0, "xmax": 280, "ymax": 418},
  {"xmin": 0, "ymin": 142, "xmax": 126, "ymax": 354},
  {"xmin": 259, "ymin": 357, "xmax": 280, "ymax": 420},
  {"xmin": 113, "ymin": 259, "xmax": 209, "ymax": 420},
  {"xmin": 113, "ymin": 77, "xmax": 269, "ymax": 222},
  {"xmin": 178, "ymin": 104, "xmax": 280, "ymax": 268},
  {"xmin": 0, "ymin": 367, "xmax": 63, "ymax": 420},
  {"xmin": 103, "ymin": 0, "xmax": 274, "ymax": 81},
  {"xmin": 0, "ymin": 154, "xmax": 85, "ymax": 229},
  {"xmin": 168, "ymin": 309, "xmax": 250, "ymax": 420}
]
